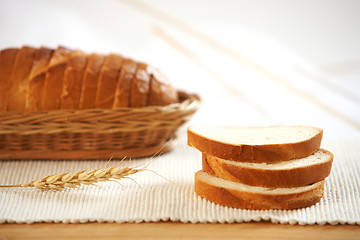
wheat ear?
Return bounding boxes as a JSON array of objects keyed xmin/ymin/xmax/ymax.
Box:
[{"xmin": 0, "ymin": 165, "xmax": 144, "ymax": 191}]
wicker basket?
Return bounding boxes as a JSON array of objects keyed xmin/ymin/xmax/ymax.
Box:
[{"xmin": 0, "ymin": 91, "xmax": 201, "ymax": 160}]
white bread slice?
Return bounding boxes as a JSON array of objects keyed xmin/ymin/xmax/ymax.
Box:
[
  {"xmin": 195, "ymin": 170, "xmax": 324, "ymax": 210},
  {"xmin": 188, "ymin": 126, "xmax": 323, "ymax": 163},
  {"xmin": 78, "ymin": 53, "xmax": 105, "ymax": 110},
  {"xmin": 0, "ymin": 48, "xmax": 19, "ymax": 111},
  {"xmin": 203, "ymin": 149, "xmax": 333, "ymax": 188},
  {"xmin": 7, "ymin": 46, "xmax": 37, "ymax": 111},
  {"xmin": 60, "ymin": 50, "xmax": 88, "ymax": 109},
  {"xmin": 95, "ymin": 54, "xmax": 123, "ymax": 109}
]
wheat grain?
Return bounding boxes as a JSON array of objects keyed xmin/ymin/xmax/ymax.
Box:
[{"xmin": 0, "ymin": 165, "xmax": 144, "ymax": 190}]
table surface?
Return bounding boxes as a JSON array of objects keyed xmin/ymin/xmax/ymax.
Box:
[
  {"xmin": 1, "ymin": 0, "xmax": 360, "ymax": 234},
  {"xmin": 1, "ymin": 222, "xmax": 360, "ymax": 240}
]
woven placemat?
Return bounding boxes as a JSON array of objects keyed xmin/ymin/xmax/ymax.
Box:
[{"xmin": 0, "ymin": 136, "xmax": 359, "ymax": 225}]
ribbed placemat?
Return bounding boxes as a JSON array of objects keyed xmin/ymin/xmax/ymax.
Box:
[{"xmin": 0, "ymin": 136, "xmax": 359, "ymax": 225}]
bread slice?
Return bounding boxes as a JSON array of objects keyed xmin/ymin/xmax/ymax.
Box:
[
  {"xmin": 60, "ymin": 50, "xmax": 88, "ymax": 109},
  {"xmin": 148, "ymin": 67, "xmax": 178, "ymax": 106},
  {"xmin": 95, "ymin": 54, "xmax": 122, "ymax": 109},
  {"xmin": 195, "ymin": 170, "xmax": 324, "ymax": 210},
  {"xmin": 79, "ymin": 53, "xmax": 105, "ymax": 110},
  {"xmin": 188, "ymin": 126, "xmax": 323, "ymax": 163},
  {"xmin": 42, "ymin": 46, "xmax": 72, "ymax": 110},
  {"xmin": 0, "ymin": 48, "xmax": 19, "ymax": 111},
  {"xmin": 26, "ymin": 47, "xmax": 54, "ymax": 112},
  {"xmin": 7, "ymin": 46, "xmax": 37, "ymax": 111},
  {"xmin": 203, "ymin": 149, "xmax": 333, "ymax": 188},
  {"xmin": 113, "ymin": 58, "xmax": 137, "ymax": 108},
  {"xmin": 129, "ymin": 62, "xmax": 150, "ymax": 107}
]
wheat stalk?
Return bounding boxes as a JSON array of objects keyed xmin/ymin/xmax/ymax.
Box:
[
  {"xmin": 0, "ymin": 164, "xmax": 145, "ymax": 191},
  {"xmin": 0, "ymin": 144, "xmax": 168, "ymax": 191}
]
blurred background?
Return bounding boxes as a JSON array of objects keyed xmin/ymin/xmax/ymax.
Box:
[{"xmin": 1, "ymin": 0, "xmax": 359, "ymax": 138}]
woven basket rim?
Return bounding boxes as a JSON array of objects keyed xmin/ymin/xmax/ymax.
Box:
[
  {"xmin": 0, "ymin": 90, "xmax": 201, "ymax": 134},
  {"xmin": 0, "ymin": 90, "xmax": 200, "ymax": 116},
  {"xmin": 0, "ymin": 90, "xmax": 201, "ymax": 159}
]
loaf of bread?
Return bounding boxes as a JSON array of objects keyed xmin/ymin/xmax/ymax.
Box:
[
  {"xmin": 0, "ymin": 46, "xmax": 179, "ymax": 112},
  {"xmin": 188, "ymin": 125, "xmax": 333, "ymax": 210}
]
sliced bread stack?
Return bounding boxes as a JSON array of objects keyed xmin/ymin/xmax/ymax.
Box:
[{"xmin": 187, "ymin": 126, "xmax": 333, "ymax": 210}]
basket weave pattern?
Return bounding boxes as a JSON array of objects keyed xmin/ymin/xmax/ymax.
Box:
[{"xmin": 0, "ymin": 91, "xmax": 200, "ymax": 159}]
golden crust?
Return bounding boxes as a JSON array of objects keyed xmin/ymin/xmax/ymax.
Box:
[
  {"xmin": 188, "ymin": 126, "xmax": 323, "ymax": 163},
  {"xmin": 7, "ymin": 46, "xmax": 37, "ymax": 111},
  {"xmin": 0, "ymin": 48, "xmax": 19, "ymax": 111},
  {"xmin": 130, "ymin": 62, "xmax": 150, "ymax": 107},
  {"xmin": 95, "ymin": 54, "xmax": 122, "ymax": 109},
  {"xmin": 202, "ymin": 149, "xmax": 333, "ymax": 188},
  {"xmin": 61, "ymin": 51, "xmax": 88, "ymax": 109},
  {"xmin": 42, "ymin": 46, "xmax": 72, "ymax": 110},
  {"xmin": 26, "ymin": 47, "xmax": 54, "ymax": 111},
  {"xmin": 1, "ymin": 46, "xmax": 179, "ymax": 111},
  {"xmin": 148, "ymin": 67, "xmax": 178, "ymax": 106},
  {"xmin": 113, "ymin": 58, "xmax": 137, "ymax": 108},
  {"xmin": 78, "ymin": 53, "xmax": 105, "ymax": 110}
]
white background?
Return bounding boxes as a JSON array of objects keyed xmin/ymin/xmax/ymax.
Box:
[{"xmin": 1, "ymin": 0, "xmax": 359, "ymax": 138}]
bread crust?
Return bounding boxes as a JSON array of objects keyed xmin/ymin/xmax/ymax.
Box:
[
  {"xmin": 79, "ymin": 53, "xmax": 105, "ymax": 110},
  {"xmin": 61, "ymin": 50, "xmax": 88, "ymax": 109},
  {"xmin": 195, "ymin": 171, "xmax": 324, "ymax": 210},
  {"xmin": 0, "ymin": 48, "xmax": 19, "ymax": 111},
  {"xmin": 1, "ymin": 46, "xmax": 179, "ymax": 111},
  {"xmin": 130, "ymin": 62, "xmax": 150, "ymax": 107},
  {"xmin": 113, "ymin": 58, "xmax": 137, "ymax": 108},
  {"xmin": 42, "ymin": 46, "xmax": 71, "ymax": 110},
  {"xmin": 188, "ymin": 126, "xmax": 323, "ymax": 163},
  {"xmin": 95, "ymin": 54, "xmax": 122, "ymax": 109},
  {"xmin": 26, "ymin": 47, "xmax": 54, "ymax": 111},
  {"xmin": 7, "ymin": 46, "xmax": 37, "ymax": 111},
  {"xmin": 148, "ymin": 67, "xmax": 178, "ymax": 106},
  {"xmin": 202, "ymin": 149, "xmax": 333, "ymax": 188}
]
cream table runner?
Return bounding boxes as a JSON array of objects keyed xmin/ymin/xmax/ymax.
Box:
[{"xmin": 1, "ymin": 135, "xmax": 359, "ymax": 225}]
